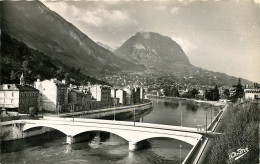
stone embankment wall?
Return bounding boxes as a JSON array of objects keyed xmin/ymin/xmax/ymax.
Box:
[
  {"xmin": 58, "ymin": 101, "xmax": 153, "ymax": 118},
  {"xmin": 0, "ymin": 122, "xmax": 54, "ymax": 142}
]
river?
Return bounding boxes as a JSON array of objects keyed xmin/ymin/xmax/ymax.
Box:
[{"xmin": 0, "ymin": 98, "xmax": 221, "ymax": 164}]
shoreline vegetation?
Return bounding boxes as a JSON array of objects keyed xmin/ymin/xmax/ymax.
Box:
[
  {"xmin": 208, "ymin": 100, "xmax": 259, "ymax": 164},
  {"xmin": 147, "ymin": 95, "xmax": 226, "ymax": 107}
]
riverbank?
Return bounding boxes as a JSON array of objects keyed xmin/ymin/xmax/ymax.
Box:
[
  {"xmin": 188, "ymin": 103, "xmax": 229, "ymax": 164},
  {"xmin": 182, "ymin": 103, "xmax": 227, "ymax": 164},
  {"xmin": 147, "ymin": 95, "xmax": 226, "ymax": 107}
]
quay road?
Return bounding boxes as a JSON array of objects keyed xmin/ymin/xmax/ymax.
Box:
[
  {"xmin": 52, "ymin": 101, "xmax": 153, "ymax": 119},
  {"xmin": 186, "ymin": 103, "xmax": 230, "ymax": 164}
]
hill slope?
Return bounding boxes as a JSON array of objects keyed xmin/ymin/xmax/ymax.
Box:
[
  {"xmin": 114, "ymin": 32, "xmax": 252, "ymax": 86},
  {"xmin": 2, "ymin": 1, "xmax": 144, "ymax": 76},
  {"xmin": 1, "ymin": 33, "xmax": 108, "ymax": 85},
  {"xmin": 115, "ymin": 32, "xmax": 191, "ymax": 74}
]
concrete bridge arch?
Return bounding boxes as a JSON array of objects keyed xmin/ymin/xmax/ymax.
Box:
[{"xmin": 22, "ymin": 122, "xmax": 201, "ymax": 151}]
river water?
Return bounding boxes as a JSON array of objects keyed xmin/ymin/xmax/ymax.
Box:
[{"xmin": 1, "ymin": 98, "xmax": 221, "ymax": 164}]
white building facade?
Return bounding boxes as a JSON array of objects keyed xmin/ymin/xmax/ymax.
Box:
[{"xmin": 34, "ymin": 79, "xmax": 68, "ymax": 112}]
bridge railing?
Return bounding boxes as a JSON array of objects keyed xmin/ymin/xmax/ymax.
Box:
[{"xmin": 42, "ymin": 116, "xmax": 201, "ymax": 133}]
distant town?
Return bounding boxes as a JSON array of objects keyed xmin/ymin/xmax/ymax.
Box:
[
  {"xmin": 0, "ymin": 73, "xmax": 259, "ymax": 118},
  {"xmin": 1, "ymin": 1, "xmax": 259, "ymax": 164}
]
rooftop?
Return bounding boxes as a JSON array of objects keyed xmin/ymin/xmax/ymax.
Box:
[{"xmin": 0, "ymin": 84, "xmax": 39, "ymax": 91}]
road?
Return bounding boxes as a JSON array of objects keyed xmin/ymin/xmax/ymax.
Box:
[{"xmin": 196, "ymin": 103, "xmax": 231, "ymax": 164}]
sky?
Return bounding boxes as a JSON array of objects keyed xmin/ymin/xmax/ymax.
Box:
[{"xmin": 43, "ymin": 0, "xmax": 260, "ymax": 83}]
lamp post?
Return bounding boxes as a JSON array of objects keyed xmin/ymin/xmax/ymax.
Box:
[
  {"xmin": 211, "ymin": 108, "xmax": 213, "ymax": 123},
  {"xmin": 205, "ymin": 113, "xmax": 207, "ymax": 137},
  {"xmin": 40, "ymin": 99, "xmax": 43, "ymax": 118},
  {"xmin": 180, "ymin": 145, "xmax": 182, "ymax": 164},
  {"xmin": 113, "ymin": 105, "xmax": 115, "ymax": 121},
  {"xmin": 134, "ymin": 105, "xmax": 136, "ymax": 126},
  {"xmin": 181, "ymin": 108, "xmax": 183, "ymax": 127},
  {"xmin": 73, "ymin": 103, "xmax": 74, "ymax": 122},
  {"xmin": 57, "ymin": 102, "xmax": 59, "ymax": 117}
]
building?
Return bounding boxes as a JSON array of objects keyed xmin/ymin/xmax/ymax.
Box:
[
  {"xmin": 133, "ymin": 87, "xmax": 141, "ymax": 104},
  {"xmin": 123, "ymin": 87, "xmax": 132, "ymax": 105},
  {"xmin": 0, "ymin": 74, "xmax": 39, "ymax": 113},
  {"xmin": 244, "ymin": 83, "xmax": 260, "ymax": 100},
  {"xmin": 34, "ymin": 78, "xmax": 68, "ymax": 112},
  {"xmin": 111, "ymin": 98, "xmax": 119, "ymax": 106},
  {"xmin": 90, "ymin": 85, "xmax": 111, "ymax": 108},
  {"xmin": 111, "ymin": 89, "xmax": 117, "ymax": 98},
  {"xmin": 140, "ymin": 87, "xmax": 145, "ymax": 101},
  {"xmin": 116, "ymin": 89, "xmax": 126, "ymax": 105},
  {"xmin": 68, "ymin": 89, "xmax": 91, "ymax": 111}
]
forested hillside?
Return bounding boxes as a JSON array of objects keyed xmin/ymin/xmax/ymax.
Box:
[{"xmin": 1, "ymin": 33, "xmax": 109, "ymax": 85}]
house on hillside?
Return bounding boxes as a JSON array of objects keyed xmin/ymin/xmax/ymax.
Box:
[{"xmin": 244, "ymin": 83, "xmax": 260, "ymax": 100}]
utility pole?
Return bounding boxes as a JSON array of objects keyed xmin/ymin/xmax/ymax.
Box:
[
  {"xmin": 211, "ymin": 108, "xmax": 212, "ymax": 123},
  {"xmin": 113, "ymin": 105, "xmax": 115, "ymax": 121},
  {"xmin": 134, "ymin": 105, "xmax": 136, "ymax": 126},
  {"xmin": 180, "ymin": 145, "xmax": 182, "ymax": 164},
  {"xmin": 57, "ymin": 102, "xmax": 59, "ymax": 117},
  {"xmin": 181, "ymin": 108, "xmax": 183, "ymax": 126},
  {"xmin": 206, "ymin": 113, "xmax": 207, "ymax": 137}
]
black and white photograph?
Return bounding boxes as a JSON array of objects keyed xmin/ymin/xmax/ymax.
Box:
[{"xmin": 0, "ymin": 0, "xmax": 260, "ymax": 163}]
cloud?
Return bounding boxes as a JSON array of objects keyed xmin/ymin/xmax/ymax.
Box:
[
  {"xmin": 43, "ymin": 1, "xmax": 138, "ymax": 29},
  {"xmin": 154, "ymin": 5, "xmax": 166, "ymax": 11},
  {"xmin": 81, "ymin": 9, "xmax": 137, "ymax": 28},
  {"xmin": 170, "ymin": 7, "xmax": 180, "ymax": 15}
]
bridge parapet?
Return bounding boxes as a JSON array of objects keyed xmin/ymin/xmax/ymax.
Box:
[{"xmin": 21, "ymin": 119, "xmax": 202, "ymax": 147}]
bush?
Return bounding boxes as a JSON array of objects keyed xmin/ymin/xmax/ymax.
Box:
[{"xmin": 209, "ymin": 101, "xmax": 259, "ymax": 164}]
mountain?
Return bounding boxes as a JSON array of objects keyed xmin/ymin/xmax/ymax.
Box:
[
  {"xmin": 1, "ymin": 33, "xmax": 109, "ymax": 85},
  {"xmin": 2, "ymin": 1, "xmax": 144, "ymax": 76},
  {"xmin": 115, "ymin": 32, "xmax": 191, "ymax": 74},
  {"xmin": 114, "ymin": 32, "xmax": 252, "ymax": 86},
  {"xmin": 96, "ymin": 42, "xmax": 114, "ymax": 52}
]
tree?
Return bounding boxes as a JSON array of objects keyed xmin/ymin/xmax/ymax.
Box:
[
  {"xmin": 209, "ymin": 102, "xmax": 260, "ymax": 164},
  {"xmin": 205, "ymin": 86, "xmax": 220, "ymax": 101},
  {"xmin": 231, "ymin": 78, "xmax": 244, "ymax": 102},
  {"xmin": 191, "ymin": 88, "xmax": 199, "ymax": 98},
  {"xmin": 212, "ymin": 85, "xmax": 220, "ymax": 101},
  {"xmin": 236, "ymin": 78, "xmax": 244, "ymax": 99},
  {"xmin": 223, "ymin": 89, "xmax": 230, "ymax": 97},
  {"xmin": 10, "ymin": 70, "xmax": 16, "ymax": 82}
]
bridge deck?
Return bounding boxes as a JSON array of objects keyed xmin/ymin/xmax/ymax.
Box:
[{"xmin": 0, "ymin": 117, "xmax": 220, "ymax": 136}]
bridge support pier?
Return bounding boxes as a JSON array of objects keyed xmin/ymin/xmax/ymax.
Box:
[
  {"xmin": 128, "ymin": 142, "xmax": 137, "ymax": 151},
  {"xmin": 66, "ymin": 135, "xmax": 75, "ymax": 144}
]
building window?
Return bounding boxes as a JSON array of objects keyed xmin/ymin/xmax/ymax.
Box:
[
  {"xmin": 12, "ymin": 92, "xmax": 14, "ymax": 97},
  {"xmin": 25, "ymin": 92, "xmax": 27, "ymax": 96},
  {"xmin": 11, "ymin": 99, "xmax": 13, "ymax": 103},
  {"xmin": 4, "ymin": 92, "xmax": 6, "ymax": 97}
]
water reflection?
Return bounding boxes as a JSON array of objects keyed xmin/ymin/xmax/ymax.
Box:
[
  {"xmin": 163, "ymin": 101, "xmax": 179, "ymax": 109},
  {"xmin": 183, "ymin": 102, "xmax": 199, "ymax": 112}
]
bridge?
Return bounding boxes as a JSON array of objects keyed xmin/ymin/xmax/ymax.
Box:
[{"xmin": 2, "ymin": 117, "xmax": 206, "ymax": 151}]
